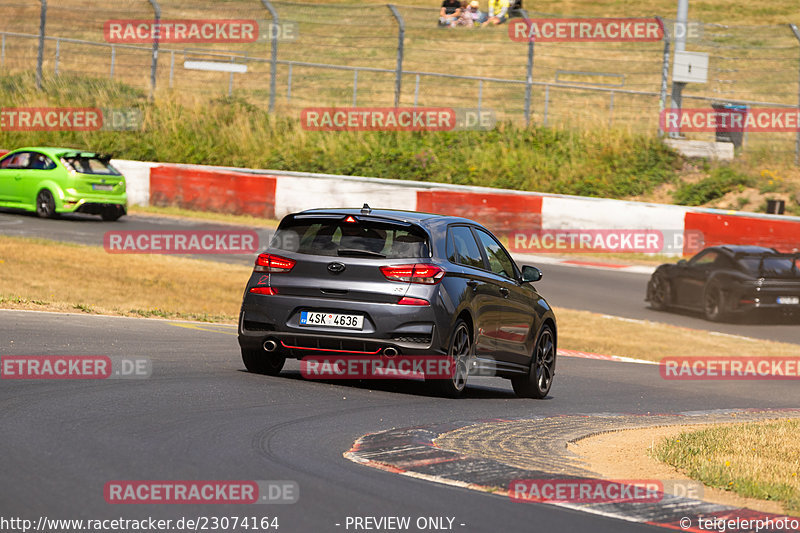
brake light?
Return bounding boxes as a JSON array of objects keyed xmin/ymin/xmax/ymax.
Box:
[
  {"xmin": 254, "ymin": 253, "xmax": 295, "ymax": 273},
  {"xmin": 397, "ymin": 296, "xmax": 429, "ymax": 306},
  {"xmin": 249, "ymin": 287, "xmax": 277, "ymax": 295},
  {"xmin": 380, "ymin": 264, "xmax": 445, "ymax": 284}
]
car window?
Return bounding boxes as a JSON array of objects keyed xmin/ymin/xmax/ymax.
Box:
[
  {"xmin": 690, "ymin": 250, "xmax": 718, "ymax": 267},
  {"xmin": 447, "ymin": 226, "xmax": 484, "ymax": 269},
  {"xmin": 28, "ymin": 152, "xmax": 56, "ymax": 170},
  {"xmin": 61, "ymin": 156, "xmax": 120, "ymax": 175},
  {"xmin": 271, "ymin": 218, "xmax": 429, "ymax": 259},
  {"xmin": 475, "ymin": 229, "xmax": 516, "ymax": 279},
  {"xmin": 0, "ymin": 152, "xmax": 32, "ymax": 169}
]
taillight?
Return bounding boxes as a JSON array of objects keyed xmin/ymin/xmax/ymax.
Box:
[
  {"xmin": 397, "ymin": 296, "xmax": 429, "ymax": 306},
  {"xmin": 249, "ymin": 287, "xmax": 277, "ymax": 295},
  {"xmin": 254, "ymin": 253, "xmax": 295, "ymax": 273},
  {"xmin": 380, "ymin": 264, "xmax": 445, "ymax": 284}
]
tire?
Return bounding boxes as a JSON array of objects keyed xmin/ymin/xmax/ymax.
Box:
[
  {"xmin": 241, "ymin": 347, "xmax": 285, "ymax": 376},
  {"xmin": 648, "ymin": 274, "xmax": 670, "ymax": 311},
  {"xmin": 101, "ymin": 207, "xmax": 124, "ymax": 222},
  {"xmin": 512, "ymin": 324, "xmax": 556, "ymax": 399},
  {"xmin": 703, "ymin": 285, "xmax": 728, "ymax": 322},
  {"xmin": 429, "ymin": 319, "xmax": 472, "ymax": 398},
  {"xmin": 36, "ymin": 189, "xmax": 56, "ymax": 219}
]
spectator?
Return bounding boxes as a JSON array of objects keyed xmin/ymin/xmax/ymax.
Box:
[
  {"xmin": 457, "ymin": 0, "xmax": 486, "ymax": 27},
  {"xmin": 439, "ymin": 0, "xmax": 462, "ymax": 26},
  {"xmin": 481, "ymin": 0, "xmax": 509, "ymax": 27}
]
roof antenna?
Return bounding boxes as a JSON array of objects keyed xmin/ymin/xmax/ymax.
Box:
[{"xmin": 361, "ymin": 203, "xmax": 371, "ymax": 214}]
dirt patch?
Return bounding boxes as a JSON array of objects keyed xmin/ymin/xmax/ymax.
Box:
[{"xmin": 569, "ymin": 423, "xmax": 793, "ymax": 516}]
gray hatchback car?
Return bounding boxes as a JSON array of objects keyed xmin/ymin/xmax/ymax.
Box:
[{"xmin": 237, "ymin": 206, "xmax": 557, "ymax": 398}]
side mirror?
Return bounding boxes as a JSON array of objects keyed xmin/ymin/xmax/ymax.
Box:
[
  {"xmin": 521, "ymin": 265, "xmax": 542, "ymax": 283},
  {"xmin": 677, "ymin": 259, "xmax": 688, "ymax": 267}
]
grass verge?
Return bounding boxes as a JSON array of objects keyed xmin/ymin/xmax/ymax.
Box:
[
  {"xmin": 128, "ymin": 205, "xmax": 279, "ymax": 228},
  {"xmin": 3, "ymin": 235, "xmax": 800, "ymax": 361},
  {"xmin": 653, "ymin": 419, "xmax": 800, "ymax": 513},
  {"xmin": 0, "ymin": 235, "xmax": 249, "ymax": 322}
]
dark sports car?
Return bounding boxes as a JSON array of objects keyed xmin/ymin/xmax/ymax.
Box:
[
  {"xmin": 237, "ymin": 205, "xmax": 557, "ymax": 398},
  {"xmin": 646, "ymin": 245, "xmax": 800, "ymax": 322}
]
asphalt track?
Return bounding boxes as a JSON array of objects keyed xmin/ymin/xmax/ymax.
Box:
[
  {"xmin": 3, "ymin": 310, "xmax": 799, "ymax": 533},
  {"xmin": 2, "ymin": 209, "xmax": 799, "ymax": 344}
]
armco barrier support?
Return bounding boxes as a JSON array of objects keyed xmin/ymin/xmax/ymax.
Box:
[
  {"xmin": 685, "ymin": 211, "xmax": 800, "ymax": 252},
  {"xmin": 149, "ymin": 165, "xmax": 276, "ymax": 218}
]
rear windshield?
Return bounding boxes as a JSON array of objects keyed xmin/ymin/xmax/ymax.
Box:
[
  {"xmin": 271, "ymin": 217, "xmax": 430, "ymax": 259},
  {"xmin": 61, "ymin": 156, "xmax": 121, "ymax": 176},
  {"xmin": 738, "ymin": 255, "xmax": 799, "ymax": 277}
]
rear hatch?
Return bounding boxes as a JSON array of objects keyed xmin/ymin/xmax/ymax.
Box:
[
  {"xmin": 60, "ymin": 152, "xmax": 125, "ymax": 195},
  {"xmin": 737, "ymin": 252, "xmax": 800, "ymax": 304},
  {"xmin": 262, "ymin": 213, "xmax": 436, "ymax": 303}
]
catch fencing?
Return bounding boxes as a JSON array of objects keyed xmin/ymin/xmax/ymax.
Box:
[{"xmin": 0, "ymin": 1, "xmax": 799, "ymax": 159}]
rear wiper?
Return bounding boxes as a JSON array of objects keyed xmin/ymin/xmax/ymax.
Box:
[{"xmin": 337, "ymin": 248, "xmax": 386, "ymax": 258}]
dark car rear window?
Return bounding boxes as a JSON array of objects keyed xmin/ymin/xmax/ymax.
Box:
[
  {"xmin": 271, "ymin": 217, "xmax": 430, "ymax": 259},
  {"xmin": 738, "ymin": 256, "xmax": 799, "ymax": 277}
]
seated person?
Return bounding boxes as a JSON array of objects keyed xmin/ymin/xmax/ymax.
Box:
[
  {"xmin": 481, "ymin": 0, "xmax": 509, "ymax": 27},
  {"xmin": 453, "ymin": 0, "xmax": 484, "ymax": 27},
  {"xmin": 439, "ymin": 0, "xmax": 462, "ymax": 26}
]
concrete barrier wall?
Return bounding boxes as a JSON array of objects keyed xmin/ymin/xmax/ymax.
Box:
[{"xmin": 142, "ymin": 162, "xmax": 800, "ymax": 255}]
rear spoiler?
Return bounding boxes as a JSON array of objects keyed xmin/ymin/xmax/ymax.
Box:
[{"xmin": 58, "ymin": 151, "xmax": 115, "ymax": 162}]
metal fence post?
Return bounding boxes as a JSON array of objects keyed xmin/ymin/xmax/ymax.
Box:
[
  {"xmin": 110, "ymin": 45, "xmax": 115, "ymax": 79},
  {"xmin": 656, "ymin": 16, "xmax": 671, "ymax": 137},
  {"xmin": 520, "ymin": 9, "xmax": 534, "ymax": 126},
  {"xmin": 54, "ymin": 38, "xmax": 59, "ymax": 75},
  {"xmin": 790, "ymin": 23, "xmax": 800, "ymax": 165},
  {"xmin": 36, "ymin": 0, "xmax": 46, "ymax": 90},
  {"xmin": 353, "ymin": 69, "xmax": 358, "ymax": 106},
  {"xmin": 387, "ymin": 5, "xmax": 404, "ymax": 108},
  {"xmin": 260, "ymin": 0, "xmax": 279, "ymax": 113},
  {"xmin": 148, "ymin": 0, "xmax": 160, "ymax": 100}
]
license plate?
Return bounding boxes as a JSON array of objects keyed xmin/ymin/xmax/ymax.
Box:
[
  {"xmin": 300, "ymin": 311, "xmax": 364, "ymax": 329},
  {"xmin": 92, "ymin": 184, "xmax": 114, "ymax": 191},
  {"xmin": 777, "ymin": 296, "xmax": 800, "ymax": 305}
]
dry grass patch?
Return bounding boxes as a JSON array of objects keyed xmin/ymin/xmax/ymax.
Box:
[
  {"xmin": 653, "ymin": 419, "xmax": 800, "ymax": 513},
  {"xmin": 0, "ymin": 235, "xmax": 248, "ymax": 322}
]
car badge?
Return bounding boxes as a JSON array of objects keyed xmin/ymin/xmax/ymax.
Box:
[{"xmin": 327, "ymin": 262, "xmax": 346, "ymax": 273}]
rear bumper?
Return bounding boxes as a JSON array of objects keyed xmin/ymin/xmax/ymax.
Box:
[
  {"xmin": 58, "ymin": 192, "xmax": 127, "ymax": 214},
  {"xmin": 237, "ymin": 293, "xmax": 444, "ymax": 357},
  {"xmin": 725, "ymin": 285, "xmax": 800, "ymax": 314}
]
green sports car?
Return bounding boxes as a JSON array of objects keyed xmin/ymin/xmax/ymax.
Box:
[{"xmin": 0, "ymin": 146, "xmax": 127, "ymax": 221}]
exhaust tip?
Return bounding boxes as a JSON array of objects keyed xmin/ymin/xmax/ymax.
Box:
[
  {"xmin": 263, "ymin": 339, "xmax": 278, "ymax": 352},
  {"xmin": 383, "ymin": 347, "xmax": 398, "ymax": 357}
]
